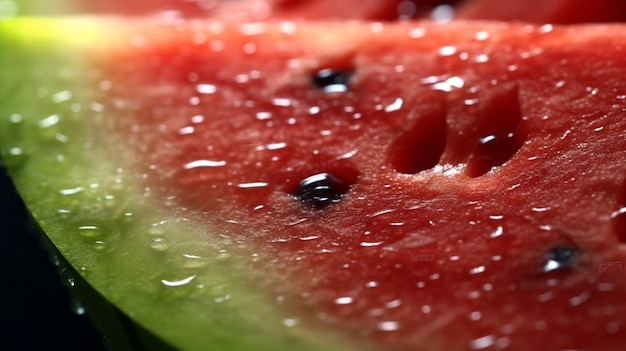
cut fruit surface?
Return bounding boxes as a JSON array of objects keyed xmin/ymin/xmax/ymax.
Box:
[
  {"xmin": 9, "ymin": 0, "xmax": 626, "ymax": 23},
  {"xmin": 2, "ymin": 18, "xmax": 626, "ymax": 351}
]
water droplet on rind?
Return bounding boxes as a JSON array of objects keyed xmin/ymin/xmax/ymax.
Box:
[{"xmin": 150, "ymin": 237, "xmax": 169, "ymax": 251}]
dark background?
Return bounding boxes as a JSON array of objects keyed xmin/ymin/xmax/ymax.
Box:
[{"xmin": 0, "ymin": 164, "xmax": 106, "ymax": 350}]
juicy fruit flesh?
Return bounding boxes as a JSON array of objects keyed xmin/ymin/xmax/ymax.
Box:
[
  {"xmin": 2, "ymin": 18, "xmax": 626, "ymax": 351},
  {"xmin": 9, "ymin": 0, "xmax": 626, "ymax": 24},
  {"xmin": 0, "ymin": 19, "xmax": 362, "ymax": 351},
  {"xmin": 89, "ymin": 20, "xmax": 626, "ymax": 350}
]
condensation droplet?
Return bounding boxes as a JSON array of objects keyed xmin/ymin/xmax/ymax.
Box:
[
  {"xmin": 150, "ymin": 237, "xmax": 169, "ymax": 251},
  {"xmin": 469, "ymin": 266, "xmax": 486, "ymax": 275},
  {"xmin": 378, "ymin": 321, "xmax": 400, "ymax": 331},
  {"xmin": 161, "ymin": 275, "xmax": 196, "ymax": 287},
  {"xmin": 70, "ymin": 298, "xmax": 86, "ymax": 315},
  {"xmin": 439, "ymin": 45, "xmax": 457, "ymax": 56},
  {"xmin": 490, "ymin": 226, "xmax": 504, "ymax": 238},
  {"xmin": 78, "ymin": 225, "xmax": 100, "ymax": 238},
  {"xmin": 282, "ymin": 318, "xmax": 298, "ymax": 327},
  {"xmin": 469, "ymin": 335, "xmax": 496, "ymax": 350},
  {"xmin": 196, "ymin": 83, "xmax": 217, "ymax": 94},
  {"xmin": 334, "ymin": 296, "xmax": 353, "ymax": 305},
  {"xmin": 39, "ymin": 114, "xmax": 60, "ymax": 128},
  {"xmin": 93, "ymin": 240, "xmax": 107, "ymax": 251},
  {"xmin": 409, "ymin": 27, "xmax": 426, "ymax": 38}
]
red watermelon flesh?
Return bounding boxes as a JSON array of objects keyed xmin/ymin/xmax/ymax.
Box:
[
  {"xmin": 16, "ymin": 0, "xmax": 460, "ymax": 20},
  {"xmin": 457, "ymin": 0, "xmax": 626, "ymax": 24},
  {"xmin": 81, "ymin": 20, "xmax": 626, "ymax": 350},
  {"xmin": 19, "ymin": 0, "xmax": 626, "ymax": 23}
]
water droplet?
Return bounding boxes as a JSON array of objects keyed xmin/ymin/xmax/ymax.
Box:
[
  {"xmin": 468, "ymin": 311, "xmax": 482, "ymax": 321},
  {"xmin": 439, "ymin": 45, "xmax": 457, "ymax": 56},
  {"xmin": 210, "ymin": 40, "xmax": 224, "ymax": 52},
  {"xmin": 432, "ymin": 76, "xmax": 464, "ymax": 92},
  {"xmin": 474, "ymin": 54, "xmax": 489, "ymax": 63},
  {"xmin": 370, "ymin": 22, "xmax": 384, "ymax": 33},
  {"xmin": 469, "ymin": 266, "xmax": 486, "ymax": 275},
  {"xmin": 606, "ymin": 321, "xmax": 621, "ymax": 334},
  {"xmin": 366, "ymin": 281, "xmax": 379, "ymax": 288},
  {"xmin": 539, "ymin": 24, "xmax": 554, "ymax": 33},
  {"xmin": 78, "ymin": 225, "xmax": 100, "ymax": 238},
  {"xmin": 214, "ymin": 294, "xmax": 231, "ymax": 303},
  {"xmin": 543, "ymin": 245, "xmax": 579, "ymax": 272},
  {"xmin": 93, "ymin": 240, "xmax": 107, "ymax": 251},
  {"xmin": 537, "ymin": 291, "xmax": 554, "ymax": 303},
  {"xmin": 384, "ymin": 98, "xmax": 403, "ymax": 112},
  {"xmin": 150, "ymin": 237, "xmax": 169, "ymax": 251},
  {"xmin": 568, "ymin": 290, "xmax": 590, "ymax": 307},
  {"xmin": 378, "ymin": 321, "xmax": 400, "ymax": 331},
  {"xmin": 51, "ymin": 90, "xmax": 72, "ymax": 103},
  {"xmin": 271, "ymin": 98, "xmax": 291, "ymax": 107},
  {"xmin": 431, "ymin": 4, "xmax": 454, "ymax": 22},
  {"xmin": 360, "ymin": 241, "xmax": 384, "ymax": 247},
  {"xmin": 397, "ymin": 0, "xmax": 417, "ymax": 18},
  {"xmin": 70, "ymin": 298, "xmax": 86, "ymax": 315},
  {"xmin": 475, "ymin": 31, "xmax": 489, "ymax": 41},
  {"xmin": 237, "ymin": 182, "xmax": 269, "ymax": 189},
  {"xmin": 293, "ymin": 173, "xmax": 352, "ymax": 209},
  {"xmin": 183, "ymin": 159, "xmax": 227, "ymax": 169},
  {"xmin": 148, "ymin": 222, "xmax": 166, "ymax": 235},
  {"xmin": 38, "ymin": 114, "xmax": 59, "ymax": 128},
  {"xmin": 190, "ymin": 114, "xmax": 204, "ymax": 124},
  {"xmin": 195, "ymin": 83, "xmax": 217, "ymax": 94},
  {"xmin": 385, "ymin": 299, "xmax": 402, "ymax": 309},
  {"xmin": 469, "ymin": 335, "xmax": 496, "ymax": 350},
  {"xmin": 255, "ymin": 111, "xmax": 272, "ymax": 120},
  {"xmin": 312, "ymin": 68, "xmax": 353, "ymax": 93},
  {"xmin": 241, "ymin": 22, "xmax": 266, "ymax": 35},
  {"xmin": 216, "ymin": 251, "xmax": 231, "ymax": 261},
  {"xmin": 490, "ymin": 226, "xmax": 504, "ymax": 238},
  {"xmin": 467, "ymin": 290, "xmax": 481, "ymax": 299},
  {"xmin": 60, "ymin": 268, "xmax": 76, "ymax": 288},
  {"xmin": 308, "ymin": 106, "xmax": 321, "ymax": 115},
  {"xmin": 60, "ymin": 186, "xmax": 84, "ymax": 195},
  {"xmin": 334, "ymin": 296, "xmax": 353, "ymax": 305},
  {"xmin": 161, "ymin": 275, "xmax": 196, "ymax": 287},
  {"xmin": 282, "ymin": 318, "xmax": 298, "ymax": 327},
  {"xmin": 409, "ymin": 27, "xmax": 426, "ymax": 38}
]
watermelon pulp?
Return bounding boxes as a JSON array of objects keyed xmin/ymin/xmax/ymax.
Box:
[
  {"xmin": 1, "ymin": 18, "xmax": 626, "ymax": 351},
  {"xmin": 7, "ymin": 0, "xmax": 626, "ymax": 23}
]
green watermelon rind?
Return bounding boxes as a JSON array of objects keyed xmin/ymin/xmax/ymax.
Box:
[{"xmin": 0, "ymin": 18, "xmax": 365, "ymax": 351}]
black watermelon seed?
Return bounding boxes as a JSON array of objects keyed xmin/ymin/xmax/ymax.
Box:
[
  {"xmin": 312, "ymin": 68, "xmax": 353, "ymax": 93},
  {"xmin": 293, "ymin": 173, "xmax": 350, "ymax": 209},
  {"xmin": 543, "ymin": 245, "xmax": 580, "ymax": 273}
]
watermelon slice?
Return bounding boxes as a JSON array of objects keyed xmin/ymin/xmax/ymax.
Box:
[
  {"xmin": 7, "ymin": 0, "xmax": 626, "ymax": 23},
  {"xmin": 2, "ymin": 18, "xmax": 626, "ymax": 351}
]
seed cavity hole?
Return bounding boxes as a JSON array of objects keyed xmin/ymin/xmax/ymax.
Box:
[
  {"xmin": 464, "ymin": 84, "xmax": 528, "ymax": 177},
  {"xmin": 387, "ymin": 105, "xmax": 447, "ymax": 174}
]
